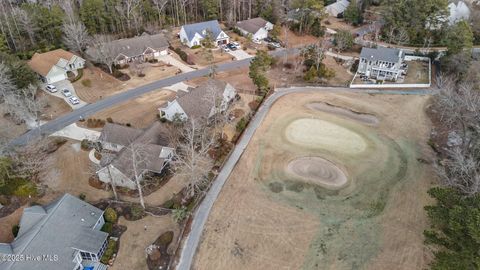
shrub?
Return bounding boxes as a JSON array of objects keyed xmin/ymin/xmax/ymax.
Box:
[
  {"xmin": 236, "ymin": 117, "xmax": 248, "ymax": 132},
  {"xmin": 106, "ymin": 117, "xmax": 113, "ymax": 123},
  {"xmin": 81, "ymin": 139, "xmax": 93, "ymax": 151},
  {"xmin": 101, "ymin": 222, "xmax": 113, "ymax": 234},
  {"xmin": 81, "ymin": 79, "xmax": 92, "ymax": 87},
  {"xmin": 14, "ymin": 183, "xmax": 37, "ymax": 197},
  {"xmin": 69, "ymin": 69, "xmax": 84, "ymax": 83},
  {"xmin": 157, "ymin": 231, "xmax": 174, "ymax": 246},
  {"xmin": 104, "ymin": 207, "xmax": 118, "ymax": 223},
  {"xmin": 12, "ymin": 225, "xmax": 19, "ymax": 237},
  {"xmin": 130, "ymin": 204, "xmax": 145, "ymax": 220},
  {"xmin": 79, "ymin": 193, "xmax": 86, "ymax": 200},
  {"xmin": 191, "ymin": 45, "xmax": 201, "ymax": 49},
  {"xmin": 100, "ymin": 239, "xmax": 117, "ymax": 264},
  {"xmin": 172, "ymin": 206, "xmax": 188, "ymax": 223},
  {"xmin": 162, "ymin": 199, "xmax": 175, "ymax": 209}
]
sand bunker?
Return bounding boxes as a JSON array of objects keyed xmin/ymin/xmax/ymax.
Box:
[
  {"xmin": 285, "ymin": 118, "xmax": 367, "ymax": 154},
  {"xmin": 306, "ymin": 102, "xmax": 379, "ymax": 126},
  {"xmin": 286, "ymin": 157, "xmax": 348, "ymax": 188}
]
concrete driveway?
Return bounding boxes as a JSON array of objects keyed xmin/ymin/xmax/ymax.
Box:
[
  {"xmin": 42, "ymin": 80, "xmax": 88, "ymax": 109},
  {"xmin": 50, "ymin": 123, "xmax": 100, "ymax": 141},
  {"xmin": 228, "ymin": 49, "xmax": 252, "ymax": 60},
  {"xmin": 158, "ymin": 53, "xmax": 195, "ymax": 73}
]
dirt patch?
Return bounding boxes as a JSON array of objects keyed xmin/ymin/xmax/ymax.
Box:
[
  {"xmin": 194, "ymin": 92, "xmax": 434, "ymax": 270},
  {"xmin": 306, "ymin": 102, "xmax": 379, "ymax": 126},
  {"xmin": 0, "ymin": 206, "xmax": 24, "ymax": 243},
  {"xmin": 39, "ymin": 91, "xmax": 72, "ymax": 121},
  {"xmin": 286, "ymin": 157, "xmax": 348, "ymax": 189}
]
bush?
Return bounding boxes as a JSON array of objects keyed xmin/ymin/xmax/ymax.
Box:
[
  {"xmin": 130, "ymin": 204, "xmax": 145, "ymax": 220},
  {"xmin": 101, "ymin": 222, "xmax": 113, "ymax": 234},
  {"xmin": 236, "ymin": 117, "xmax": 248, "ymax": 132},
  {"xmin": 79, "ymin": 193, "xmax": 86, "ymax": 200},
  {"xmin": 14, "ymin": 182, "xmax": 37, "ymax": 197},
  {"xmin": 104, "ymin": 207, "xmax": 118, "ymax": 223},
  {"xmin": 106, "ymin": 117, "xmax": 113, "ymax": 123},
  {"xmin": 81, "ymin": 139, "xmax": 94, "ymax": 151},
  {"xmin": 12, "ymin": 225, "xmax": 19, "ymax": 237},
  {"xmin": 174, "ymin": 47, "xmax": 188, "ymax": 62},
  {"xmin": 100, "ymin": 239, "xmax": 117, "ymax": 264},
  {"xmin": 162, "ymin": 199, "xmax": 175, "ymax": 209},
  {"xmin": 69, "ymin": 69, "xmax": 84, "ymax": 83},
  {"xmin": 81, "ymin": 79, "xmax": 92, "ymax": 87},
  {"xmin": 191, "ymin": 45, "xmax": 201, "ymax": 49}
]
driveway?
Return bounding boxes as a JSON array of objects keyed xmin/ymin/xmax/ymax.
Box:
[
  {"xmin": 228, "ymin": 49, "xmax": 252, "ymax": 60},
  {"xmin": 42, "ymin": 80, "xmax": 88, "ymax": 109},
  {"xmin": 164, "ymin": 82, "xmax": 190, "ymax": 92},
  {"xmin": 158, "ymin": 53, "xmax": 195, "ymax": 73},
  {"xmin": 50, "ymin": 123, "xmax": 100, "ymax": 141}
]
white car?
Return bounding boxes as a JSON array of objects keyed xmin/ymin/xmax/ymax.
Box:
[
  {"xmin": 68, "ymin": 96, "xmax": 80, "ymax": 105},
  {"xmin": 269, "ymin": 42, "xmax": 281, "ymax": 48},
  {"xmin": 232, "ymin": 41, "xmax": 240, "ymax": 47},
  {"xmin": 62, "ymin": 89, "xmax": 72, "ymax": 97},
  {"xmin": 46, "ymin": 84, "xmax": 57, "ymax": 93},
  {"xmin": 252, "ymin": 39, "xmax": 262, "ymax": 44}
]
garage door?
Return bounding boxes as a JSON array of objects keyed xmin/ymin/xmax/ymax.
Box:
[{"xmin": 47, "ymin": 73, "xmax": 67, "ymax": 84}]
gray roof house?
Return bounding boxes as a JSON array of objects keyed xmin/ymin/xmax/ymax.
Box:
[
  {"xmin": 159, "ymin": 79, "xmax": 237, "ymax": 122},
  {"xmin": 179, "ymin": 20, "xmax": 229, "ymax": 48},
  {"xmin": 97, "ymin": 122, "xmax": 174, "ymax": 190},
  {"xmin": 357, "ymin": 47, "xmax": 406, "ymax": 81},
  {"xmin": 86, "ymin": 33, "xmax": 169, "ymax": 65},
  {"xmin": 236, "ymin": 17, "xmax": 274, "ymax": 41},
  {"xmin": 0, "ymin": 194, "xmax": 109, "ymax": 270}
]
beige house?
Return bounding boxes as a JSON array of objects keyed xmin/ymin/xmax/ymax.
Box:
[{"xmin": 28, "ymin": 49, "xmax": 85, "ymax": 83}]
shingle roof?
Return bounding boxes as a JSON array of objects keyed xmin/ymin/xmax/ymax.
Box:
[
  {"xmin": 176, "ymin": 79, "xmax": 228, "ymax": 120},
  {"xmin": 236, "ymin": 17, "xmax": 269, "ymax": 34},
  {"xmin": 182, "ymin": 20, "xmax": 223, "ymax": 42},
  {"xmin": 360, "ymin": 47, "xmax": 404, "ymax": 63},
  {"xmin": 0, "ymin": 194, "xmax": 108, "ymax": 270},
  {"xmin": 99, "ymin": 123, "xmax": 143, "ymax": 147},
  {"xmin": 325, "ymin": 0, "xmax": 350, "ymax": 16},
  {"xmin": 28, "ymin": 49, "xmax": 78, "ymax": 76}
]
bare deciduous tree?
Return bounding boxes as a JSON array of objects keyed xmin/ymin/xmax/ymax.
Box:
[
  {"xmin": 126, "ymin": 142, "xmax": 149, "ymax": 209},
  {"xmin": 90, "ymin": 35, "xmax": 117, "ymax": 74},
  {"xmin": 62, "ymin": 21, "xmax": 91, "ymax": 54},
  {"xmin": 0, "ymin": 62, "xmax": 15, "ymax": 100}
]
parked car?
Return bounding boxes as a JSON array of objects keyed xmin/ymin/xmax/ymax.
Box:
[
  {"xmin": 227, "ymin": 43, "xmax": 237, "ymax": 51},
  {"xmin": 62, "ymin": 89, "xmax": 72, "ymax": 97},
  {"xmin": 68, "ymin": 96, "xmax": 80, "ymax": 105},
  {"xmin": 231, "ymin": 41, "xmax": 240, "ymax": 47},
  {"xmin": 252, "ymin": 39, "xmax": 262, "ymax": 44},
  {"xmin": 264, "ymin": 37, "xmax": 274, "ymax": 43},
  {"xmin": 45, "ymin": 84, "xmax": 57, "ymax": 93},
  {"xmin": 269, "ymin": 42, "xmax": 281, "ymax": 48},
  {"xmin": 222, "ymin": 44, "xmax": 231, "ymax": 52}
]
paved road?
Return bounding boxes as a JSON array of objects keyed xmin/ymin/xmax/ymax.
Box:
[
  {"xmin": 176, "ymin": 86, "xmax": 432, "ymax": 270},
  {"xmin": 9, "ymin": 49, "xmax": 295, "ymax": 146}
]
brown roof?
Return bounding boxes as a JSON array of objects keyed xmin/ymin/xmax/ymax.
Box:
[
  {"xmin": 236, "ymin": 17, "xmax": 269, "ymax": 34},
  {"xmin": 99, "ymin": 123, "xmax": 143, "ymax": 146},
  {"xmin": 177, "ymin": 79, "xmax": 228, "ymax": 120},
  {"xmin": 28, "ymin": 49, "xmax": 77, "ymax": 76},
  {"xmin": 100, "ymin": 122, "xmax": 173, "ymax": 179}
]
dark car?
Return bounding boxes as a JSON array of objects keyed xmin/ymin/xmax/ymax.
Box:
[{"xmin": 226, "ymin": 43, "xmax": 237, "ymax": 51}]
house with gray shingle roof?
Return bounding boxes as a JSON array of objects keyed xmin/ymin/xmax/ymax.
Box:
[
  {"xmin": 179, "ymin": 20, "xmax": 229, "ymax": 48},
  {"xmin": 97, "ymin": 122, "xmax": 174, "ymax": 189},
  {"xmin": 0, "ymin": 194, "xmax": 109, "ymax": 270},
  {"xmin": 358, "ymin": 47, "xmax": 406, "ymax": 81},
  {"xmin": 158, "ymin": 79, "xmax": 237, "ymax": 122},
  {"xmin": 86, "ymin": 33, "xmax": 169, "ymax": 65},
  {"xmin": 236, "ymin": 18, "xmax": 273, "ymax": 41}
]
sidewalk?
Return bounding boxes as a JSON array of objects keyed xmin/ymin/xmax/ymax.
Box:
[{"xmin": 50, "ymin": 123, "xmax": 100, "ymax": 141}]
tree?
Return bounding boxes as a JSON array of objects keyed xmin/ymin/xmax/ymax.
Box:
[
  {"xmin": 80, "ymin": 0, "xmax": 109, "ymax": 34},
  {"xmin": 249, "ymin": 50, "xmax": 274, "ymax": 94},
  {"xmin": 126, "ymin": 142, "xmax": 149, "ymax": 209},
  {"xmin": 333, "ymin": 30, "xmax": 354, "ymax": 52},
  {"xmin": 344, "ymin": 0, "xmax": 362, "ymax": 25},
  {"xmin": 172, "ymin": 206, "xmax": 188, "ymax": 223},
  {"xmin": 62, "ymin": 21, "xmax": 91, "ymax": 54},
  {"xmin": 443, "ymin": 20, "xmax": 474, "ymax": 56},
  {"xmin": 90, "ymin": 35, "xmax": 117, "ymax": 74},
  {"xmin": 174, "ymin": 118, "xmax": 215, "ymax": 199},
  {"xmin": 424, "ymin": 187, "xmax": 480, "ymax": 270}
]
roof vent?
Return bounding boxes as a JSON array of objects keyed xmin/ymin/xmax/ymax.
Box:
[
  {"xmin": 91, "ymin": 212, "xmax": 96, "ymax": 216},
  {"xmin": 81, "ymin": 218, "xmax": 85, "ymax": 222}
]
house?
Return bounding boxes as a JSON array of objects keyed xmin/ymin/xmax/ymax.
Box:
[
  {"xmin": 325, "ymin": 0, "xmax": 350, "ymax": 17},
  {"xmin": 28, "ymin": 49, "xmax": 85, "ymax": 84},
  {"xmin": 86, "ymin": 33, "xmax": 169, "ymax": 65},
  {"xmin": 179, "ymin": 20, "xmax": 229, "ymax": 48},
  {"xmin": 357, "ymin": 47, "xmax": 406, "ymax": 81},
  {"xmin": 97, "ymin": 122, "xmax": 174, "ymax": 189},
  {"xmin": 159, "ymin": 79, "xmax": 237, "ymax": 121},
  {"xmin": 236, "ymin": 17, "xmax": 274, "ymax": 41},
  {"xmin": 448, "ymin": 1, "xmax": 471, "ymax": 25},
  {"xmin": 0, "ymin": 194, "xmax": 109, "ymax": 270}
]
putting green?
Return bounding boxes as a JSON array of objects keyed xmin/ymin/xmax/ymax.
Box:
[{"xmin": 285, "ymin": 118, "xmax": 367, "ymax": 154}]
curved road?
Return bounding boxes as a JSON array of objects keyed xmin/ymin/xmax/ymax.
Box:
[{"xmin": 176, "ymin": 86, "xmax": 432, "ymax": 270}]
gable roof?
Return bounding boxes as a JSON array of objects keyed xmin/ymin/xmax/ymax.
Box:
[
  {"xmin": 28, "ymin": 49, "xmax": 79, "ymax": 77},
  {"xmin": 360, "ymin": 47, "xmax": 404, "ymax": 63},
  {"xmin": 326, "ymin": 0, "xmax": 350, "ymax": 16},
  {"xmin": 236, "ymin": 17, "xmax": 270, "ymax": 34},
  {"xmin": 102, "ymin": 122, "xmax": 173, "ymax": 179},
  {"xmin": 0, "ymin": 194, "xmax": 108, "ymax": 270},
  {"xmin": 99, "ymin": 123, "xmax": 144, "ymax": 146},
  {"xmin": 176, "ymin": 79, "xmax": 228, "ymax": 120},
  {"xmin": 182, "ymin": 20, "xmax": 223, "ymax": 42}
]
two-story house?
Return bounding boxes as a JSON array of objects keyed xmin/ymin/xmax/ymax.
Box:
[
  {"xmin": 28, "ymin": 49, "xmax": 86, "ymax": 84},
  {"xmin": 0, "ymin": 194, "xmax": 109, "ymax": 270},
  {"xmin": 179, "ymin": 20, "xmax": 229, "ymax": 48},
  {"xmin": 357, "ymin": 47, "xmax": 405, "ymax": 81}
]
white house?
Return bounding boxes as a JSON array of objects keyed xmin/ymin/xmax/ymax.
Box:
[
  {"xmin": 159, "ymin": 79, "xmax": 237, "ymax": 121},
  {"xmin": 86, "ymin": 33, "xmax": 169, "ymax": 65},
  {"xmin": 236, "ymin": 17, "xmax": 274, "ymax": 41},
  {"xmin": 325, "ymin": 0, "xmax": 350, "ymax": 17},
  {"xmin": 179, "ymin": 20, "xmax": 229, "ymax": 48},
  {"xmin": 97, "ymin": 122, "xmax": 174, "ymax": 190},
  {"xmin": 358, "ymin": 47, "xmax": 406, "ymax": 81},
  {"xmin": 28, "ymin": 49, "xmax": 85, "ymax": 84}
]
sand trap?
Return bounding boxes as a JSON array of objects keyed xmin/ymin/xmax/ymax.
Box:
[
  {"xmin": 285, "ymin": 118, "xmax": 367, "ymax": 154},
  {"xmin": 306, "ymin": 102, "xmax": 379, "ymax": 126},
  {"xmin": 286, "ymin": 157, "xmax": 348, "ymax": 188}
]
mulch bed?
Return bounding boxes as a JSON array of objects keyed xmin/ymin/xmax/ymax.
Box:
[
  {"xmin": 93, "ymin": 200, "xmax": 169, "ymax": 222},
  {"xmin": 146, "ymin": 231, "xmax": 174, "ymax": 270}
]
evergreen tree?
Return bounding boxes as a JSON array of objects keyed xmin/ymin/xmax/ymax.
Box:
[{"xmin": 344, "ymin": 0, "xmax": 362, "ymax": 25}]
